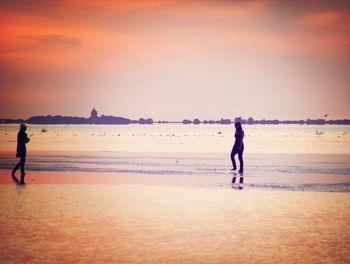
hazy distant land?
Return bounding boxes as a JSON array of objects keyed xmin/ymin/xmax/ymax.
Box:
[{"xmin": 1, "ymin": 108, "xmax": 349, "ymax": 125}]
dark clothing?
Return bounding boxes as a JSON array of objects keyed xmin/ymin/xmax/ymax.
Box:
[
  {"xmin": 13, "ymin": 129, "xmax": 29, "ymax": 184},
  {"xmin": 12, "ymin": 156, "xmax": 26, "ymax": 183},
  {"xmin": 232, "ymin": 130, "xmax": 244, "ymax": 151},
  {"xmin": 231, "ymin": 144, "xmax": 244, "ymax": 172},
  {"xmin": 16, "ymin": 131, "xmax": 29, "ymax": 157},
  {"xmin": 231, "ymin": 130, "xmax": 244, "ymax": 172},
  {"xmin": 232, "ymin": 172, "xmax": 244, "ymax": 184}
]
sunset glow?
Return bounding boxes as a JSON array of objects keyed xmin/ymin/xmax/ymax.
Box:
[{"xmin": 1, "ymin": 0, "xmax": 349, "ymax": 120}]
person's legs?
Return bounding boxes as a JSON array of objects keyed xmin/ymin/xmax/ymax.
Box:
[
  {"xmin": 238, "ymin": 175, "xmax": 244, "ymax": 190},
  {"xmin": 12, "ymin": 158, "xmax": 21, "ymax": 183},
  {"xmin": 237, "ymin": 147, "xmax": 244, "ymax": 189},
  {"xmin": 232, "ymin": 175, "xmax": 236, "ymax": 183},
  {"xmin": 20, "ymin": 156, "xmax": 26, "ymax": 184},
  {"xmin": 231, "ymin": 149, "xmax": 237, "ymax": 170},
  {"xmin": 238, "ymin": 147, "xmax": 244, "ymax": 173}
]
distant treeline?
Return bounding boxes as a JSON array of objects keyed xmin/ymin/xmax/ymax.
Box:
[
  {"xmin": 1, "ymin": 115, "xmax": 350, "ymax": 125},
  {"xmin": 181, "ymin": 117, "xmax": 350, "ymax": 125},
  {"xmin": 0, "ymin": 115, "xmax": 153, "ymax": 125}
]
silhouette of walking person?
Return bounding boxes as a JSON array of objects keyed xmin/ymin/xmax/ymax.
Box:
[
  {"xmin": 230, "ymin": 122, "xmax": 244, "ymax": 189},
  {"xmin": 12, "ymin": 123, "xmax": 30, "ymax": 185}
]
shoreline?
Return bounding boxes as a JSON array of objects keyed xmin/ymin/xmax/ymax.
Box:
[
  {"xmin": 1, "ymin": 169, "xmax": 350, "ymax": 193},
  {"xmin": 1, "ymin": 151, "xmax": 349, "ymax": 192}
]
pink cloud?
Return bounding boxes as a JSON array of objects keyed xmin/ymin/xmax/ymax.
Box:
[{"xmin": 295, "ymin": 10, "xmax": 350, "ymax": 30}]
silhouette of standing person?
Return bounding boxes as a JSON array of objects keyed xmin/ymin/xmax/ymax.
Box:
[
  {"xmin": 12, "ymin": 123, "xmax": 30, "ymax": 185},
  {"xmin": 231, "ymin": 122, "xmax": 244, "ymax": 189}
]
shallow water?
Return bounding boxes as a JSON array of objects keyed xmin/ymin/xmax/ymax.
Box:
[
  {"xmin": 1, "ymin": 152, "xmax": 350, "ymax": 192},
  {"xmin": 1, "ymin": 124, "xmax": 349, "ymax": 154},
  {"xmin": 1, "ymin": 124, "xmax": 349, "ymax": 192}
]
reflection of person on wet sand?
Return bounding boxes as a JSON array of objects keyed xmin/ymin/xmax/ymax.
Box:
[
  {"xmin": 12, "ymin": 123, "xmax": 30, "ymax": 185},
  {"xmin": 230, "ymin": 122, "xmax": 244, "ymax": 189}
]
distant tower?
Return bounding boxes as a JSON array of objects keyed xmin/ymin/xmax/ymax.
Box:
[{"xmin": 90, "ymin": 108, "xmax": 98, "ymax": 119}]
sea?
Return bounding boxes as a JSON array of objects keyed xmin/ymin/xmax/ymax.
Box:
[{"xmin": 1, "ymin": 123, "xmax": 349, "ymax": 192}]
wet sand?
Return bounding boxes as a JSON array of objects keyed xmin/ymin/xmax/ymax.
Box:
[
  {"xmin": 0, "ymin": 184, "xmax": 349, "ymax": 263},
  {"xmin": 1, "ymin": 168, "xmax": 350, "ymax": 188}
]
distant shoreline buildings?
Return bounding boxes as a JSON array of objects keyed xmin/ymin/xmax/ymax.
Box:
[
  {"xmin": 0, "ymin": 108, "xmax": 349, "ymax": 125},
  {"xmin": 0, "ymin": 108, "xmax": 153, "ymax": 125}
]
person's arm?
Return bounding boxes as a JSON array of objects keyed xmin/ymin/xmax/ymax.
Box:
[
  {"xmin": 238, "ymin": 132, "xmax": 243, "ymax": 149},
  {"xmin": 25, "ymin": 133, "xmax": 30, "ymax": 143}
]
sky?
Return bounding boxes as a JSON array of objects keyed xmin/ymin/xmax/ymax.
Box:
[{"xmin": 0, "ymin": 0, "xmax": 349, "ymax": 121}]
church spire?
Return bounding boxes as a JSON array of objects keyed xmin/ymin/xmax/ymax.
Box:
[{"xmin": 90, "ymin": 108, "xmax": 98, "ymax": 119}]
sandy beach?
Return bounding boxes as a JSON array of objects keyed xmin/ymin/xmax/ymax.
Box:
[
  {"xmin": 1, "ymin": 124, "xmax": 349, "ymax": 263},
  {"xmin": 0, "ymin": 182, "xmax": 349, "ymax": 263}
]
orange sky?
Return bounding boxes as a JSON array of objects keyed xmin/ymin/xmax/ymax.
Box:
[{"xmin": 0, "ymin": 0, "xmax": 349, "ymax": 120}]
